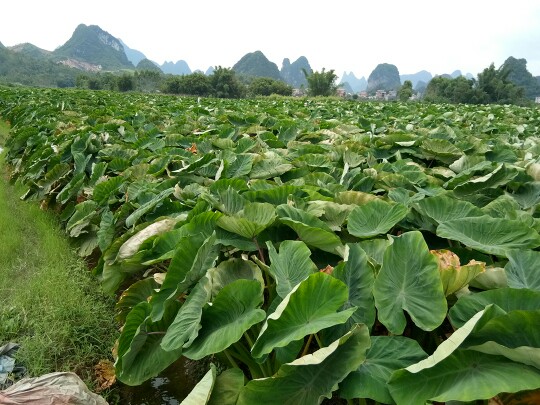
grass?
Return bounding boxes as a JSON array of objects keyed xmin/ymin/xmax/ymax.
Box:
[{"xmin": 0, "ymin": 120, "xmax": 119, "ymax": 393}]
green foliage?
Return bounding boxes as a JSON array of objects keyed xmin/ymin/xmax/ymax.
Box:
[
  {"xmin": 3, "ymin": 88, "xmax": 540, "ymax": 403},
  {"xmin": 303, "ymin": 68, "xmax": 338, "ymax": 96},
  {"xmin": 476, "ymin": 63, "xmax": 525, "ymax": 104},
  {"xmin": 247, "ymin": 77, "xmax": 292, "ymax": 96},
  {"xmin": 162, "ymin": 72, "xmax": 212, "ymax": 96},
  {"xmin": 0, "ymin": 45, "xmax": 78, "ymax": 88},
  {"xmin": 501, "ymin": 56, "xmax": 540, "ymax": 99},
  {"xmin": 210, "ymin": 66, "xmax": 246, "ymax": 98},
  {"xmin": 398, "ymin": 80, "xmax": 413, "ymax": 101},
  {"xmin": 425, "ymin": 62, "xmax": 526, "ymax": 105},
  {"xmin": 117, "ymin": 73, "xmax": 135, "ymax": 92},
  {"xmin": 424, "ymin": 75, "xmax": 481, "ymax": 103},
  {"xmin": 0, "ymin": 157, "xmax": 117, "ymax": 389}
]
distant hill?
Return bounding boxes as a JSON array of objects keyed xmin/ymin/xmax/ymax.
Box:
[
  {"xmin": 119, "ymin": 39, "xmax": 147, "ymax": 66},
  {"xmin": 0, "ymin": 43, "xmax": 79, "ymax": 87},
  {"xmin": 233, "ymin": 51, "xmax": 282, "ymax": 81},
  {"xmin": 340, "ymin": 72, "xmax": 367, "ymax": 92},
  {"xmin": 8, "ymin": 43, "xmax": 51, "ymax": 59},
  {"xmin": 502, "ymin": 56, "xmax": 540, "ymax": 99},
  {"xmin": 161, "ymin": 60, "xmax": 191, "ymax": 75},
  {"xmin": 339, "ymin": 81, "xmax": 354, "ymax": 94},
  {"xmin": 136, "ymin": 58, "xmax": 162, "ymax": 72},
  {"xmin": 400, "ymin": 70, "xmax": 432, "ymax": 88},
  {"xmin": 53, "ymin": 24, "xmax": 133, "ymax": 71},
  {"xmin": 281, "ymin": 56, "xmax": 311, "ymax": 87},
  {"xmin": 367, "ymin": 63, "xmax": 401, "ymax": 93},
  {"xmin": 205, "ymin": 66, "xmax": 215, "ymax": 75}
]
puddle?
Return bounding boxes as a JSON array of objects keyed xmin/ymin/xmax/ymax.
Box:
[{"xmin": 118, "ymin": 357, "xmax": 199, "ymax": 405}]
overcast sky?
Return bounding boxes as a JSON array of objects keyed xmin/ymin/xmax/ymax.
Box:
[{"xmin": 2, "ymin": 0, "xmax": 540, "ymax": 79}]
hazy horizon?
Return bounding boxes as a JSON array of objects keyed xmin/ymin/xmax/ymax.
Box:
[{"xmin": 2, "ymin": 0, "xmax": 540, "ymax": 79}]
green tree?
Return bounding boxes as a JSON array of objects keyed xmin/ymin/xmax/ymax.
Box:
[
  {"xmin": 247, "ymin": 77, "xmax": 293, "ymax": 96},
  {"xmin": 134, "ymin": 70, "xmax": 162, "ymax": 92},
  {"xmin": 117, "ymin": 73, "xmax": 135, "ymax": 92},
  {"xmin": 424, "ymin": 76, "xmax": 480, "ymax": 104},
  {"xmin": 182, "ymin": 72, "xmax": 212, "ymax": 96},
  {"xmin": 209, "ymin": 66, "xmax": 246, "ymax": 98},
  {"xmin": 398, "ymin": 80, "xmax": 413, "ymax": 101},
  {"xmin": 476, "ymin": 63, "xmax": 524, "ymax": 104},
  {"xmin": 161, "ymin": 76, "xmax": 182, "ymax": 94},
  {"xmin": 303, "ymin": 68, "xmax": 338, "ymax": 96}
]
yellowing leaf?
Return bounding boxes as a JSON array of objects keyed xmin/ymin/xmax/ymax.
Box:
[{"xmin": 431, "ymin": 249, "xmax": 485, "ymax": 296}]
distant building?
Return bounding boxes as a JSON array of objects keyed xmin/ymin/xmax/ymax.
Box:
[
  {"xmin": 358, "ymin": 91, "xmax": 368, "ymax": 99},
  {"xmin": 292, "ymin": 88, "xmax": 306, "ymax": 97},
  {"xmin": 535, "ymin": 96, "xmax": 540, "ymax": 104},
  {"xmin": 336, "ymin": 88, "xmax": 346, "ymax": 97},
  {"xmin": 375, "ymin": 90, "xmax": 386, "ymax": 100}
]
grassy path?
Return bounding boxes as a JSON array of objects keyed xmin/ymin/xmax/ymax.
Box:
[{"xmin": 0, "ymin": 120, "xmax": 118, "ymax": 394}]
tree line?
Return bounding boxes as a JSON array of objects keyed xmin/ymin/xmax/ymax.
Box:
[
  {"xmin": 424, "ymin": 63, "xmax": 529, "ymax": 105},
  {"xmin": 76, "ymin": 67, "xmax": 294, "ymax": 98},
  {"xmin": 74, "ymin": 61, "xmax": 535, "ymax": 106}
]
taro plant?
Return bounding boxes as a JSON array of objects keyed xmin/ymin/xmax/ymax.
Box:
[{"xmin": 1, "ymin": 87, "xmax": 540, "ymax": 403}]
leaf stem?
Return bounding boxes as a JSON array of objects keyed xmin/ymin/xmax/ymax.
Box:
[
  {"xmin": 223, "ymin": 349, "xmax": 240, "ymax": 369},
  {"xmin": 314, "ymin": 333, "xmax": 323, "ymax": 348},
  {"xmin": 301, "ymin": 334, "xmax": 314, "ymax": 357},
  {"xmin": 253, "ymin": 237, "xmax": 266, "ymax": 265},
  {"xmin": 243, "ymin": 331, "xmax": 255, "ymax": 349}
]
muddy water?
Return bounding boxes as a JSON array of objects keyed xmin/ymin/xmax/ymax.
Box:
[{"xmin": 119, "ymin": 357, "xmax": 198, "ymax": 404}]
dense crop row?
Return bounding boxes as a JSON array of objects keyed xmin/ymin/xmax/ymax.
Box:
[{"xmin": 1, "ymin": 87, "xmax": 540, "ymax": 404}]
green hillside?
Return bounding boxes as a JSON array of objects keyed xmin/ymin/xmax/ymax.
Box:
[
  {"xmin": 54, "ymin": 24, "xmax": 133, "ymax": 70},
  {"xmin": 233, "ymin": 50, "xmax": 282, "ymax": 80}
]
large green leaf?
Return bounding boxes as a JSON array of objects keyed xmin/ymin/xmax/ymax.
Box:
[
  {"xmin": 183, "ymin": 280, "xmax": 266, "ymax": 360},
  {"xmin": 206, "ymin": 258, "xmax": 264, "ymax": 299},
  {"xmin": 462, "ymin": 309, "xmax": 540, "ymax": 369},
  {"xmin": 266, "ymin": 240, "xmax": 317, "ymax": 298},
  {"xmin": 452, "ymin": 163, "xmax": 518, "ymax": 196},
  {"xmin": 116, "ymin": 277, "xmax": 159, "ymax": 324},
  {"xmin": 324, "ymin": 244, "xmax": 375, "ymax": 343},
  {"xmin": 125, "ymin": 187, "xmax": 175, "ymax": 227},
  {"xmin": 416, "ymin": 194, "xmax": 484, "ymax": 224},
  {"xmin": 251, "ymin": 272, "xmax": 356, "ymax": 360},
  {"xmin": 216, "ymin": 202, "xmax": 276, "ymax": 238},
  {"xmin": 250, "ymin": 155, "xmax": 293, "ymax": 179},
  {"xmin": 390, "ymin": 349, "xmax": 540, "ymax": 405},
  {"xmin": 373, "ymin": 231, "xmax": 447, "ymax": 334},
  {"xmin": 340, "ymin": 336, "xmax": 427, "ymax": 403},
  {"xmin": 150, "ymin": 233, "xmax": 220, "ymax": 321},
  {"xmin": 347, "ymin": 198, "xmax": 409, "ymax": 238},
  {"xmin": 238, "ymin": 325, "xmax": 371, "ymax": 405},
  {"xmin": 505, "ymin": 249, "xmax": 540, "ymax": 291},
  {"xmin": 93, "ymin": 175, "xmax": 125, "ymax": 204},
  {"xmin": 510, "ymin": 182, "xmax": 540, "ymax": 209},
  {"xmin": 449, "ymin": 288, "xmax": 540, "ymax": 328},
  {"xmin": 437, "ymin": 216, "xmax": 540, "ymax": 256},
  {"xmin": 161, "ymin": 276, "xmax": 212, "ymax": 352},
  {"xmin": 276, "ymin": 205, "xmax": 344, "ymax": 254},
  {"xmin": 208, "ymin": 368, "xmax": 245, "ymax": 405},
  {"xmin": 223, "ymin": 154, "xmax": 254, "ymax": 179},
  {"xmin": 115, "ymin": 301, "xmax": 183, "ymax": 386},
  {"xmin": 388, "ymin": 306, "xmax": 540, "ymax": 405}
]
